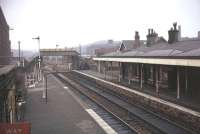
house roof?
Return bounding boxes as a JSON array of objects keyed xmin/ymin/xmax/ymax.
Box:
[
  {"xmin": 102, "ymin": 39, "xmax": 200, "ymax": 58},
  {"xmin": 120, "ymin": 40, "xmax": 146, "ymax": 51}
]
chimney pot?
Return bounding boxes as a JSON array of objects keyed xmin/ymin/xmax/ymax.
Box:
[
  {"xmin": 148, "ymin": 29, "xmax": 150, "ymax": 35},
  {"xmin": 134, "ymin": 31, "xmax": 140, "ymax": 48},
  {"xmin": 151, "ymin": 29, "xmax": 154, "ymax": 34},
  {"xmin": 146, "ymin": 29, "xmax": 158, "ymax": 46},
  {"xmin": 135, "ymin": 31, "xmax": 140, "ymax": 40},
  {"xmin": 173, "ymin": 22, "xmax": 177, "ymax": 30},
  {"xmin": 168, "ymin": 22, "xmax": 179, "ymax": 44}
]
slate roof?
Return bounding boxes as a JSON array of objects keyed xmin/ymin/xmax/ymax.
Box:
[
  {"xmin": 120, "ymin": 40, "xmax": 146, "ymax": 51},
  {"xmin": 102, "ymin": 39, "xmax": 200, "ymax": 58}
]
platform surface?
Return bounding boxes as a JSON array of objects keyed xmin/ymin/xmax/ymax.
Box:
[
  {"xmin": 24, "ymin": 74, "xmax": 106, "ymax": 134},
  {"xmin": 78, "ymin": 70, "xmax": 200, "ymax": 117}
]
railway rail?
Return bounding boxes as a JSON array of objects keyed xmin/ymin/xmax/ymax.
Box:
[
  {"xmin": 55, "ymin": 73, "xmax": 136, "ymax": 134},
  {"xmin": 56, "ymin": 72, "xmax": 195, "ymax": 134}
]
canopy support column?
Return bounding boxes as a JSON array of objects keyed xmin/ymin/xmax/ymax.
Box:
[
  {"xmin": 177, "ymin": 67, "xmax": 180, "ymax": 99},
  {"xmin": 156, "ymin": 65, "xmax": 159, "ymax": 94},
  {"xmin": 140, "ymin": 64, "xmax": 143, "ymax": 89}
]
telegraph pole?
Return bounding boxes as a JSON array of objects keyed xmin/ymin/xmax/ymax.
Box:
[
  {"xmin": 56, "ymin": 44, "xmax": 59, "ymax": 65},
  {"xmin": 32, "ymin": 36, "xmax": 41, "ymax": 81}
]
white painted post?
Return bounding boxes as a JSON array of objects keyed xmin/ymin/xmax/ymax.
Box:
[
  {"xmin": 128, "ymin": 64, "xmax": 131, "ymax": 85},
  {"xmin": 185, "ymin": 67, "xmax": 188, "ymax": 93},
  {"xmin": 10, "ymin": 111, "xmax": 13, "ymax": 124},
  {"xmin": 98, "ymin": 61, "xmax": 101, "ymax": 73},
  {"xmin": 111, "ymin": 62, "xmax": 113, "ymax": 81},
  {"xmin": 156, "ymin": 66, "xmax": 159, "ymax": 94},
  {"xmin": 104, "ymin": 62, "xmax": 106, "ymax": 79},
  {"xmin": 137, "ymin": 64, "xmax": 139, "ymax": 83},
  {"xmin": 42, "ymin": 76, "xmax": 46, "ymax": 99},
  {"xmin": 140, "ymin": 64, "xmax": 143, "ymax": 89},
  {"xmin": 118, "ymin": 62, "xmax": 121, "ymax": 82}
]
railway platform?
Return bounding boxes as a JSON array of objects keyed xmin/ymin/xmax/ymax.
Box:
[
  {"xmin": 80, "ymin": 70, "xmax": 200, "ymax": 112},
  {"xmin": 75, "ymin": 69, "xmax": 200, "ymax": 133},
  {"xmin": 24, "ymin": 74, "xmax": 106, "ymax": 134}
]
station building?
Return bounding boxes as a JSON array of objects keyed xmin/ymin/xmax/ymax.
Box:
[
  {"xmin": 0, "ymin": 7, "xmax": 11, "ymax": 65},
  {"xmin": 93, "ymin": 23, "xmax": 200, "ymax": 106}
]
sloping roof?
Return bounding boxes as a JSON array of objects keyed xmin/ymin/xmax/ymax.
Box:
[
  {"xmin": 102, "ymin": 39, "xmax": 200, "ymax": 58},
  {"xmin": 0, "ymin": 7, "xmax": 8, "ymax": 27},
  {"xmin": 119, "ymin": 42, "xmax": 126, "ymax": 51},
  {"xmin": 121, "ymin": 40, "xmax": 134, "ymax": 50},
  {"xmin": 120, "ymin": 40, "xmax": 146, "ymax": 51}
]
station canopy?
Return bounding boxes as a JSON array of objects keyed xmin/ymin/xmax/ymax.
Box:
[{"xmin": 93, "ymin": 40, "xmax": 200, "ymax": 67}]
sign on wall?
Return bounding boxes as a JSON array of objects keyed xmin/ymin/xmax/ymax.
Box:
[{"xmin": 0, "ymin": 122, "xmax": 31, "ymax": 134}]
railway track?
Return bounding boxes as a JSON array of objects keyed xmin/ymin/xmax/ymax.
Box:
[
  {"xmin": 56, "ymin": 72, "xmax": 194, "ymax": 134},
  {"xmin": 55, "ymin": 73, "xmax": 136, "ymax": 134}
]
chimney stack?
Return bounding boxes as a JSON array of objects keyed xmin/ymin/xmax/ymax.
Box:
[
  {"xmin": 134, "ymin": 31, "xmax": 140, "ymax": 48},
  {"xmin": 135, "ymin": 31, "xmax": 140, "ymax": 40},
  {"xmin": 146, "ymin": 28, "xmax": 158, "ymax": 47},
  {"xmin": 148, "ymin": 29, "xmax": 151, "ymax": 35},
  {"xmin": 168, "ymin": 22, "xmax": 179, "ymax": 44},
  {"xmin": 151, "ymin": 29, "xmax": 153, "ymax": 34}
]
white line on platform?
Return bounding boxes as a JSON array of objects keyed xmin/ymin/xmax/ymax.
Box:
[
  {"xmin": 53, "ymin": 74, "xmax": 89, "ymax": 109},
  {"xmin": 28, "ymin": 87, "xmax": 44, "ymax": 92},
  {"xmin": 64, "ymin": 86, "xmax": 68, "ymax": 89},
  {"xmin": 54, "ymin": 74, "xmax": 117, "ymax": 134},
  {"xmin": 86, "ymin": 109, "xmax": 117, "ymax": 134}
]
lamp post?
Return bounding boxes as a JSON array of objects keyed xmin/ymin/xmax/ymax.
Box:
[
  {"xmin": 18, "ymin": 41, "xmax": 21, "ymax": 67},
  {"xmin": 43, "ymin": 71, "xmax": 54, "ymax": 103},
  {"xmin": 32, "ymin": 36, "xmax": 41, "ymax": 81},
  {"xmin": 56, "ymin": 44, "xmax": 59, "ymax": 71}
]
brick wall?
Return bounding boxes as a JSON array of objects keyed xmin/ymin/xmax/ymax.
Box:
[{"xmin": 0, "ymin": 7, "xmax": 11, "ymax": 65}]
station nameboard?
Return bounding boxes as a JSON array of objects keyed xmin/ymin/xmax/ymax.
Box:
[{"xmin": 0, "ymin": 122, "xmax": 31, "ymax": 134}]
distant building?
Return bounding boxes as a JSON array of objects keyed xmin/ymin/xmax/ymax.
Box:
[
  {"xmin": 0, "ymin": 7, "xmax": 11, "ymax": 65},
  {"xmin": 94, "ymin": 32, "xmax": 146, "ymax": 56},
  {"xmin": 86, "ymin": 40, "xmax": 121, "ymax": 56},
  {"xmin": 40, "ymin": 49, "xmax": 80, "ymax": 71},
  {"xmin": 95, "ymin": 47, "xmax": 118, "ymax": 56}
]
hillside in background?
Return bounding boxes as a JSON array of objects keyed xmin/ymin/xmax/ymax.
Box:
[
  {"xmin": 11, "ymin": 49, "xmax": 37, "ymax": 60},
  {"xmin": 81, "ymin": 40, "xmax": 121, "ymax": 56}
]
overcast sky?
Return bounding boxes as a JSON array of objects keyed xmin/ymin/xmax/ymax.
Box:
[{"xmin": 1, "ymin": 0, "xmax": 200, "ymax": 50}]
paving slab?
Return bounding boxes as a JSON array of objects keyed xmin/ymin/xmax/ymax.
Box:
[{"xmin": 24, "ymin": 74, "xmax": 106, "ymax": 134}]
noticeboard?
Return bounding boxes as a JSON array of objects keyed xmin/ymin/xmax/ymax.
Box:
[{"xmin": 0, "ymin": 122, "xmax": 31, "ymax": 134}]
